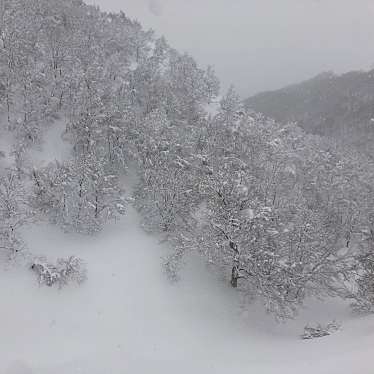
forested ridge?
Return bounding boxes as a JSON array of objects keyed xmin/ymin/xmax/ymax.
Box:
[
  {"xmin": 245, "ymin": 70, "xmax": 374, "ymax": 155},
  {"xmin": 1, "ymin": 0, "xmax": 374, "ymax": 320}
]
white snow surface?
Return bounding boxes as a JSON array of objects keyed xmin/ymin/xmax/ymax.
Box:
[
  {"xmin": 28, "ymin": 119, "xmax": 71, "ymax": 167},
  {"xmin": 204, "ymin": 97, "xmax": 221, "ymax": 117},
  {"xmin": 1, "ymin": 117, "xmax": 70, "ymax": 171},
  {"xmin": 0, "ymin": 126, "xmax": 15, "ymax": 170},
  {"xmin": 0, "ymin": 122, "xmax": 373, "ymax": 374}
]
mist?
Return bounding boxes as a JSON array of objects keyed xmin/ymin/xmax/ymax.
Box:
[{"xmin": 86, "ymin": 0, "xmax": 374, "ymax": 96}]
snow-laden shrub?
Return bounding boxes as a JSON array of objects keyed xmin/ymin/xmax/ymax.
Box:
[
  {"xmin": 31, "ymin": 258, "xmax": 60, "ymax": 287},
  {"xmin": 56, "ymin": 256, "xmax": 87, "ymax": 286},
  {"xmin": 301, "ymin": 321, "xmax": 340, "ymax": 340},
  {"xmin": 31, "ymin": 256, "xmax": 86, "ymax": 287}
]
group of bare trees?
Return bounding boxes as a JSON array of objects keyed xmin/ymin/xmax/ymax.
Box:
[
  {"xmin": 0, "ymin": 0, "xmax": 218, "ymax": 248},
  {"xmin": 0, "ymin": 0, "xmax": 373, "ymax": 316},
  {"xmin": 134, "ymin": 87, "xmax": 374, "ymax": 318}
]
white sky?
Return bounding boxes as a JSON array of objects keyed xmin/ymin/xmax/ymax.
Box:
[{"xmin": 86, "ymin": 0, "xmax": 374, "ymax": 97}]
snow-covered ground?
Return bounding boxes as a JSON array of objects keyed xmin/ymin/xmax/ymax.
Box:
[
  {"xmin": 0, "ymin": 121, "xmax": 373, "ymax": 374},
  {"xmin": 0, "ymin": 125, "xmax": 14, "ymax": 171},
  {"xmin": 28, "ymin": 119, "xmax": 72, "ymax": 167},
  {"xmin": 0, "ymin": 117, "xmax": 70, "ymax": 171}
]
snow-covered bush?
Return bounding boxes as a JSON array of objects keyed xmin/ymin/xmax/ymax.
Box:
[
  {"xmin": 301, "ymin": 321, "xmax": 341, "ymax": 340},
  {"xmin": 56, "ymin": 256, "xmax": 87, "ymax": 286},
  {"xmin": 31, "ymin": 258, "xmax": 60, "ymax": 287},
  {"xmin": 31, "ymin": 256, "xmax": 86, "ymax": 288}
]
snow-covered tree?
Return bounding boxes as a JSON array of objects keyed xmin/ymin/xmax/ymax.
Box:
[
  {"xmin": 0, "ymin": 171, "xmax": 31, "ymax": 259},
  {"xmin": 32, "ymin": 156, "xmax": 125, "ymax": 233}
]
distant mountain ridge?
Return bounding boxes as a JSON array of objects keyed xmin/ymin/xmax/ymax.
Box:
[{"xmin": 244, "ymin": 69, "xmax": 374, "ymax": 153}]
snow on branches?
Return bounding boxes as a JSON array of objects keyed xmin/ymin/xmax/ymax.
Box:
[
  {"xmin": 32, "ymin": 156, "xmax": 126, "ymax": 234},
  {"xmin": 301, "ymin": 321, "xmax": 341, "ymax": 340},
  {"xmin": 133, "ymin": 93, "xmax": 364, "ymax": 319},
  {"xmin": 31, "ymin": 256, "xmax": 87, "ymax": 288},
  {"xmin": 0, "ymin": 171, "xmax": 32, "ymax": 260}
]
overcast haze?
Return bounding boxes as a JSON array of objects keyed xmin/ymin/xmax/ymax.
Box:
[{"xmin": 87, "ymin": 0, "xmax": 374, "ymax": 97}]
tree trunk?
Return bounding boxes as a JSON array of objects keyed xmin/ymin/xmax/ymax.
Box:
[{"xmin": 231, "ymin": 266, "xmax": 239, "ymax": 288}]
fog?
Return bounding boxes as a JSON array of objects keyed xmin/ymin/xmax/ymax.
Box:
[{"xmin": 87, "ymin": 0, "xmax": 374, "ymax": 97}]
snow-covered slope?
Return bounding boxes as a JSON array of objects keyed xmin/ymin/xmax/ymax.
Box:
[
  {"xmin": 0, "ymin": 203, "xmax": 373, "ymax": 374},
  {"xmin": 0, "ymin": 120, "xmax": 373, "ymax": 374}
]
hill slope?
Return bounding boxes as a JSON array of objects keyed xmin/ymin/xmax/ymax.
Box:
[
  {"xmin": 0, "ymin": 127, "xmax": 373, "ymax": 374},
  {"xmin": 0, "ymin": 124, "xmax": 372, "ymax": 374},
  {"xmin": 1, "ymin": 204, "xmax": 373, "ymax": 374},
  {"xmin": 245, "ymin": 70, "xmax": 374, "ymax": 152},
  {"xmin": 0, "ymin": 2, "xmax": 373, "ymax": 372}
]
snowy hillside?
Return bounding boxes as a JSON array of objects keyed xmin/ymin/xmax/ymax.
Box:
[
  {"xmin": 244, "ymin": 70, "xmax": 374, "ymax": 155},
  {"xmin": 1, "ymin": 1, "xmax": 374, "ymax": 373},
  {"xmin": 1, "ymin": 129, "xmax": 373, "ymax": 374},
  {"xmin": 1, "ymin": 203, "xmax": 373, "ymax": 374}
]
